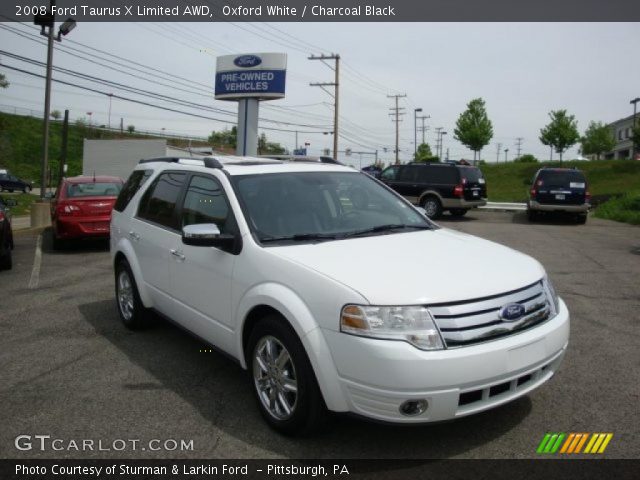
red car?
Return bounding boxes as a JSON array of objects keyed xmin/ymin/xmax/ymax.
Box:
[{"xmin": 51, "ymin": 176, "xmax": 123, "ymax": 248}]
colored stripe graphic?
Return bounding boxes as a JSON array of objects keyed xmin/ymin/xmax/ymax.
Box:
[{"xmin": 538, "ymin": 433, "xmax": 613, "ymax": 454}]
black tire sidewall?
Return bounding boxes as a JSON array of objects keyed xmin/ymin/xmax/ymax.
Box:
[{"xmin": 247, "ymin": 316, "xmax": 325, "ymax": 435}]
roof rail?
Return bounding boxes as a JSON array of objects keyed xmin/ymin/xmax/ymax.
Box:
[{"xmin": 138, "ymin": 156, "xmax": 224, "ymax": 170}]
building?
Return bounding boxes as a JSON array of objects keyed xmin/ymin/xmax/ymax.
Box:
[{"xmin": 604, "ymin": 114, "xmax": 637, "ymax": 160}]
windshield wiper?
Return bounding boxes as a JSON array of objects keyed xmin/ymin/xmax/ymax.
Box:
[
  {"xmin": 341, "ymin": 224, "xmax": 432, "ymax": 238},
  {"xmin": 260, "ymin": 233, "xmax": 338, "ymax": 243}
]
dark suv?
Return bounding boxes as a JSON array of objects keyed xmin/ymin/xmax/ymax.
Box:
[
  {"xmin": 379, "ymin": 163, "xmax": 487, "ymax": 218},
  {"xmin": 0, "ymin": 196, "xmax": 16, "ymax": 270},
  {"xmin": 527, "ymin": 168, "xmax": 590, "ymax": 224},
  {"xmin": 0, "ymin": 173, "xmax": 32, "ymax": 193}
]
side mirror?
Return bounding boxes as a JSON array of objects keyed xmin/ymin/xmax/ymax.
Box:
[{"xmin": 182, "ymin": 223, "xmax": 235, "ymax": 248}]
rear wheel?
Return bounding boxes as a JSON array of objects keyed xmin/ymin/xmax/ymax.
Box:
[
  {"xmin": 421, "ymin": 197, "xmax": 442, "ymax": 219},
  {"xmin": 576, "ymin": 214, "xmax": 587, "ymax": 225},
  {"xmin": 247, "ymin": 315, "xmax": 326, "ymax": 435},
  {"xmin": 115, "ymin": 260, "xmax": 150, "ymax": 330},
  {"xmin": 450, "ymin": 209, "xmax": 467, "ymax": 217},
  {"xmin": 527, "ymin": 209, "xmax": 538, "ymax": 222}
]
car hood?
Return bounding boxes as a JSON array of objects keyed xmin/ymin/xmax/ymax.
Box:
[{"xmin": 268, "ymin": 228, "xmax": 545, "ymax": 305}]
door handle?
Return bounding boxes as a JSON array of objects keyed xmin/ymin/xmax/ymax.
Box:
[
  {"xmin": 170, "ymin": 249, "xmax": 186, "ymax": 261},
  {"xmin": 128, "ymin": 231, "xmax": 140, "ymax": 241}
]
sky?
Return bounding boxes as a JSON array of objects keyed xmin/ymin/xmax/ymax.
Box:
[{"xmin": 0, "ymin": 21, "xmax": 638, "ymax": 167}]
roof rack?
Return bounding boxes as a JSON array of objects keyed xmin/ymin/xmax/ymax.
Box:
[{"xmin": 138, "ymin": 156, "xmax": 224, "ymax": 169}]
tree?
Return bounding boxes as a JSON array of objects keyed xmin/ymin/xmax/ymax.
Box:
[
  {"xmin": 454, "ymin": 98, "xmax": 494, "ymax": 161},
  {"xmin": 515, "ymin": 153, "xmax": 538, "ymax": 163},
  {"xmin": 539, "ymin": 110, "xmax": 580, "ymax": 162},
  {"xmin": 50, "ymin": 110, "xmax": 61, "ymax": 120},
  {"xmin": 413, "ymin": 142, "xmax": 438, "ymax": 162},
  {"xmin": 208, "ymin": 127, "xmax": 237, "ymax": 150},
  {"xmin": 0, "ymin": 73, "xmax": 8, "ymax": 89},
  {"xmin": 127, "ymin": 125, "xmax": 135, "ymax": 134},
  {"xmin": 580, "ymin": 121, "xmax": 615, "ymax": 160}
]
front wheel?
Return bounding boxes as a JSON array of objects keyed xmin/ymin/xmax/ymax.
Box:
[
  {"xmin": 247, "ymin": 315, "xmax": 326, "ymax": 435},
  {"xmin": 0, "ymin": 245, "xmax": 12, "ymax": 271}
]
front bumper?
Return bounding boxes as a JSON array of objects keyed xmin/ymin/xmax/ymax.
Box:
[
  {"xmin": 321, "ymin": 298, "xmax": 569, "ymax": 423},
  {"xmin": 528, "ymin": 201, "xmax": 589, "ymax": 213},
  {"xmin": 54, "ymin": 216, "xmax": 112, "ymax": 239}
]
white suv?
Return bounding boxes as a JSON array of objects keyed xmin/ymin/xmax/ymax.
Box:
[{"xmin": 111, "ymin": 156, "xmax": 569, "ymax": 434}]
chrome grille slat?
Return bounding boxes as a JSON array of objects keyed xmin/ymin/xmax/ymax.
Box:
[
  {"xmin": 429, "ymin": 281, "xmax": 552, "ymax": 348},
  {"xmin": 428, "ymin": 282, "xmax": 543, "ymax": 317}
]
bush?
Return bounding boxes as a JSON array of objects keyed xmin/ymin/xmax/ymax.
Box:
[
  {"xmin": 515, "ymin": 154, "xmax": 538, "ymax": 163},
  {"xmin": 595, "ymin": 191, "xmax": 640, "ymax": 225}
]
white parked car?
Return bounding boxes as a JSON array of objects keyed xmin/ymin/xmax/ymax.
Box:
[{"xmin": 110, "ymin": 156, "xmax": 569, "ymax": 434}]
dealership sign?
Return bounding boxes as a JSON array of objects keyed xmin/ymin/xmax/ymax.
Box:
[{"xmin": 215, "ymin": 53, "xmax": 287, "ymax": 100}]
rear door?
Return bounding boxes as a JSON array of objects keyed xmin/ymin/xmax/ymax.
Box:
[
  {"xmin": 132, "ymin": 171, "xmax": 187, "ymax": 300},
  {"xmin": 458, "ymin": 166, "xmax": 487, "ymax": 200},
  {"xmin": 535, "ymin": 170, "xmax": 587, "ymax": 205}
]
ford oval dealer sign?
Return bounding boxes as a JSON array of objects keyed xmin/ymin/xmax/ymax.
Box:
[{"xmin": 215, "ymin": 52, "xmax": 287, "ymax": 100}]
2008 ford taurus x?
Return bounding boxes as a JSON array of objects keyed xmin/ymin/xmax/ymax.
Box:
[{"xmin": 110, "ymin": 156, "xmax": 569, "ymax": 434}]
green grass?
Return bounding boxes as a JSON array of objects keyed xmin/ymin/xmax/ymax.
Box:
[
  {"xmin": 1, "ymin": 192, "xmax": 38, "ymax": 216},
  {"xmin": 481, "ymin": 160, "xmax": 640, "ymax": 203},
  {"xmin": 594, "ymin": 190, "xmax": 640, "ymax": 225}
]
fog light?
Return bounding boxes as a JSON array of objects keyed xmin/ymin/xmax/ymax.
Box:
[{"xmin": 399, "ymin": 399, "xmax": 428, "ymax": 416}]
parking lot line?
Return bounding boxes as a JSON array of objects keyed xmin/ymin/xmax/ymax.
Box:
[{"xmin": 28, "ymin": 233, "xmax": 42, "ymax": 289}]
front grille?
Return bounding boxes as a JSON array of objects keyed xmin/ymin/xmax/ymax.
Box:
[{"xmin": 430, "ymin": 281, "xmax": 552, "ymax": 348}]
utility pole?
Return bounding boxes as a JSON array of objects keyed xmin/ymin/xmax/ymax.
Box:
[
  {"xmin": 388, "ymin": 94, "xmax": 406, "ymax": 164},
  {"xmin": 309, "ymin": 53, "xmax": 340, "ymax": 160},
  {"xmin": 496, "ymin": 143, "xmax": 502, "ymax": 163},
  {"xmin": 515, "ymin": 137, "xmax": 524, "ymax": 159},
  {"xmin": 504, "ymin": 148, "xmax": 509, "ymax": 162},
  {"xmin": 439, "ymin": 132, "xmax": 448, "ymax": 159},
  {"xmin": 107, "ymin": 93, "xmax": 113, "ymax": 129},
  {"xmin": 57, "ymin": 109, "xmax": 69, "ymax": 186},
  {"xmin": 435, "ymin": 127, "xmax": 443, "ymax": 160},
  {"xmin": 120, "ymin": 117, "xmax": 123, "ymax": 134},
  {"xmin": 417, "ymin": 115, "xmax": 430, "ymax": 145},
  {"xmin": 414, "ymin": 108, "xmax": 422, "ymax": 157},
  {"xmin": 38, "ymin": 1, "xmax": 55, "ymax": 199}
]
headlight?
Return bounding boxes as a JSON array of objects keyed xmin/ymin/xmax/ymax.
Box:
[
  {"xmin": 543, "ymin": 275, "xmax": 560, "ymax": 315},
  {"xmin": 340, "ymin": 305, "xmax": 444, "ymax": 350}
]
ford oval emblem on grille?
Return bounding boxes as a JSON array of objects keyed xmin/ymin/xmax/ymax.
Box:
[
  {"xmin": 499, "ymin": 303, "xmax": 525, "ymax": 322},
  {"xmin": 234, "ymin": 55, "xmax": 262, "ymax": 68}
]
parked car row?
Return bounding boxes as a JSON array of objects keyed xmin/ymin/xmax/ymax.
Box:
[{"xmin": 0, "ymin": 173, "xmax": 32, "ymax": 193}]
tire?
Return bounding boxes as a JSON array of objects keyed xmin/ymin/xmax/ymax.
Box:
[
  {"xmin": 527, "ymin": 209, "xmax": 538, "ymax": 222},
  {"xmin": 450, "ymin": 209, "xmax": 467, "ymax": 217},
  {"xmin": 247, "ymin": 315, "xmax": 327, "ymax": 436},
  {"xmin": 576, "ymin": 214, "xmax": 587, "ymax": 225},
  {"xmin": 421, "ymin": 196, "xmax": 442, "ymax": 219},
  {"xmin": 52, "ymin": 233, "xmax": 65, "ymax": 250},
  {"xmin": 0, "ymin": 246, "xmax": 12, "ymax": 270},
  {"xmin": 115, "ymin": 260, "xmax": 150, "ymax": 330}
]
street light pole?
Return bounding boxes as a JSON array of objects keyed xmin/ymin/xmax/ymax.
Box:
[
  {"xmin": 39, "ymin": 4, "xmax": 55, "ymax": 200},
  {"xmin": 414, "ymin": 107, "xmax": 422, "ymax": 157}
]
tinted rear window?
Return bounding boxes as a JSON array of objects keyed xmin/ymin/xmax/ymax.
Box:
[
  {"xmin": 537, "ymin": 170, "xmax": 586, "ymax": 188},
  {"xmin": 114, "ymin": 169, "xmax": 152, "ymax": 212},
  {"xmin": 66, "ymin": 182, "xmax": 122, "ymax": 198},
  {"xmin": 412, "ymin": 165, "xmax": 459, "ymax": 184},
  {"xmin": 458, "ymin": 167, "xmax": 484, "ymax": 182}
]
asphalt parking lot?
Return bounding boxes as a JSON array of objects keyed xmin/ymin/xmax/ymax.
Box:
[{"xmin": 1, "ymin": 210, "xmax": 638, "ymax": 459}]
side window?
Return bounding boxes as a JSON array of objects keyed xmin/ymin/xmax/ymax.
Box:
[
  {"xmin": 181, "ymin": 175, "xmax": 232, "ymax": 234},
  {"xmin": 114, "ymin": 169, "xmax": 152, "ymax": 212},
  {"xmin": 380, "ymin": 166, "xmax": 398, "ymax": 181},
  {"xmin": 398, "ymin": 166, "xmax": 419, "ymax": 182},
  {"xmin": 137, "ymin": 172, "xmax": 186, "ymax": 230}
]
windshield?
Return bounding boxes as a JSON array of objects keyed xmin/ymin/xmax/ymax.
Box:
[
  {"xmin": 232, "ymin": 171, "xmax": 434, "ymax": 244},
  {"xmin": 66, "ymin": 182, "xmax": 123, "ymax": 198}
]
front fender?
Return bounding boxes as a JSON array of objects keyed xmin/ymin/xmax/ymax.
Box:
[{"xmin": 234, "ymin": 282, "xmax": 349, "ymax": 412}]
